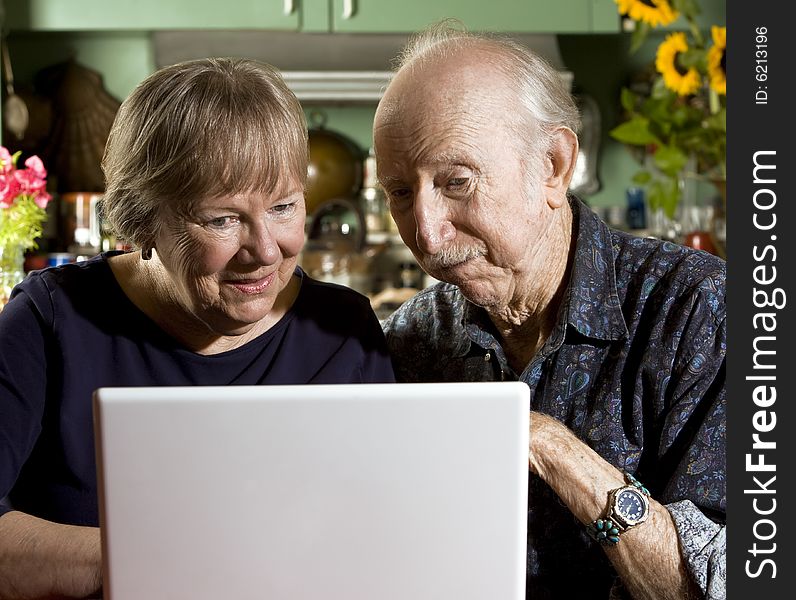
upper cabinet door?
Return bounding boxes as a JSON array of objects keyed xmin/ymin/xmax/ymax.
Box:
[
  {"xmin": 5, "ymin": 0, "xmax": 301, "ymax": 31},
  {"xmin": 330, "ymin": 0, "xmax": 620, "ymax": 33}
]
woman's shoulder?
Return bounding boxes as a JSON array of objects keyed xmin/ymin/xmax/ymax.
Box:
[
  {"xmin": 10, "ymin": 252, "xmax": 125, "ymax": 323},
  {"xmin": 296, "ymin": 270, "xmax": 374, "ymax": 316},
  {"xmin": 282, "ymin": 269, "xmax": 383, "ymax": 344},
  {"xmin": 15, "ymin": 252, "xmax": 112, "ymax": 297}
]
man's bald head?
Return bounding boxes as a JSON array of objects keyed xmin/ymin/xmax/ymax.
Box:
[{"xmin": 378, "ymin": 24, "xmax": 581, "ymax": 156}]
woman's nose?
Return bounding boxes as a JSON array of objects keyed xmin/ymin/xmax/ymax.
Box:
[{"xmin": 237, "ymin": 223, "xmax": 279, "ymax": 265}]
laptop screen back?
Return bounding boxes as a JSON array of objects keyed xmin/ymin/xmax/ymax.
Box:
[{"xmin": 94, "ymin": 382, "xmax": 529, "ymax": 600}]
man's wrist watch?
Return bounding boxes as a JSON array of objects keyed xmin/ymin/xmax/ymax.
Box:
[{"xmin": 587, "ymin": 471, "xmax": 651, "ymax": 545}]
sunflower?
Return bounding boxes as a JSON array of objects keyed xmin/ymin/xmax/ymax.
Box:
[
  {"xmin": 615, "ymin": 0, "xmax": 679, "ymax": 28},
  {"xmin": 707, "ymin": 26, "xmax": 727, "ymax": 95},
  {"xmin": 655, "ymin": 32, "xmax": 701, "ymax": 96}
]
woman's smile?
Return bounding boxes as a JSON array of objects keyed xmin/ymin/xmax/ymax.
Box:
[{"xmin": 223, "ymin": 271, "xmax": 277, "ymax": 295}]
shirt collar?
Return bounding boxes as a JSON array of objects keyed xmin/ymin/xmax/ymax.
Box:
[
  {"xmin": 561, "ymin": 196, "xmax": 629, "ymax": 342},
  {"xmin": 449, "ymin": 293, "xmax": 478, "ymax": 358}
]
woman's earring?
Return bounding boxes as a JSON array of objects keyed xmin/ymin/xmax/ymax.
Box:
[{"xmin": 141, "ymin": 247, "xmax": 153, "ymax": 261}]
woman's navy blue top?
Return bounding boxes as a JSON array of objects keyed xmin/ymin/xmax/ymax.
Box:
[{"xmin": 0, "ymin": 253, "xmax": 395, "ymax": 526}]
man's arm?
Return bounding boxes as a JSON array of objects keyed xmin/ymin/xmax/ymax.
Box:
[
  {"xmin": 0, "ymin": 511, "xmax": 102, "ymax": 599},
  {"xmin": 529, "ymin": 411, "xmax": 702, "ymax": 600}
]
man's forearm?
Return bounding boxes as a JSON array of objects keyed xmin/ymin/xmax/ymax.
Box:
[
  {"xmin": 0, "ymin": 511, "xmax": 102, "ymax": 599},
  {"xmin": 529, "ymin": 411, "xmax": 700, "ymax": 600}
]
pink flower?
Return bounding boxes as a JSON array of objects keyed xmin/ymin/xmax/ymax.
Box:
[
  {"xmin": 1, "ymin": 145, "xmax": 51, "ymax": 252},
  {"xmin": 13, "ymin": 168, "xmax": 47, "ymax": 195},
  {"xmin": 34, "ymin": 191, "xmax": 52, "ymax": 209},
  {"xmin": 0, "ymin": 174, "xmax": 21, "ymax": 208},
  {"xmin": 0, "ymin": 147, "xmax": 13, "ymax": 174},
  {"xmin": 24, "ymin": 155, "xmax": 47, "ymax": 179}
]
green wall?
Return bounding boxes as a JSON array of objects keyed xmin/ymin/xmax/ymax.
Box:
[
  {"xmin": 7, "ymin": 31, "xmax": 155, "ymax": 104},
  {"xmin": 5, "ymin": 27, "xmax": 718, "ymax": 211}
]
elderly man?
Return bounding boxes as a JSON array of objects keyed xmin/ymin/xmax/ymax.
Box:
[{"xmin": 375, "ymin": 27, "xmax": 725, "ymax": 600}]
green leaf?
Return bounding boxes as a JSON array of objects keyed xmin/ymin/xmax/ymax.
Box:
[
  {"xmin": 630, "ymin": 21, "xmax": 651, "ymax": 54},
  {"xmin": 669, "ymin": 106, "xmax": 691, "ymax": 128},
  {"xmin": 705, "ymin": 108, "xmax": 726, "ymax": 132},
  {"xmin": 620, "ymin": 88, "xmax": 637, "ymax": 113},
  {"xmin": 672, "ymin": 0, "xmax": 701, "ymax": 20},
  {"xmin": 651, "ymin": 78, "xmax": 674, "ymax": 100},
  {"xmin": 646, "ymin": 98, "xmax": 676, "ymax": 126},
  {"xmin": 661, "ymin": 177, "xmax": 682, "ymax": 220},
  {"xmin": 610, "ymin": 117, "xmax": 659, "ymax": 146},
  {"xmin": 0, "ymin": 195, "xmax": 48, "ymax": 250},
  {"xmin": 678, "ymin": 48, "xmax": 706, "ymax": 70},
  {"xmin": 632, "ymin": 170, "xmax": 652, "ymax": 185},
  {"xmin": 647, "ymin": 180, "xmax": 666, "ymax": 213},
  {"xmin": 653, "ymin": 145, "xmax": 688, "ymax": 177}
]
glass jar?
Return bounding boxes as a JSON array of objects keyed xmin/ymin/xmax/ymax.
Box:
[{"xmin": 0, "ymin": 244, "xmax": 26, "ymax": 311}]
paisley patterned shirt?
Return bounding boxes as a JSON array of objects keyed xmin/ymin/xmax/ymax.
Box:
[{"xmin": 382, "ymin": 198, "xmax": 726, "ymax": 599}]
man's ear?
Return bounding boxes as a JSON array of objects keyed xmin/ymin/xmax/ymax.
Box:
[{"xmin": 543, "ymin": 127, "xmax": 579, "ymax": 209}]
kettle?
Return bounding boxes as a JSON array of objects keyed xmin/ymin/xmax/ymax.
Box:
[{"xmin": 306, "ymin": 111, "xmax": 363, "ymax": 215}]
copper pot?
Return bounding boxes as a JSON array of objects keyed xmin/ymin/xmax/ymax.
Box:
[{"xmin": 306, "ymin": 112, "xmax": 363, "ymax": 215}]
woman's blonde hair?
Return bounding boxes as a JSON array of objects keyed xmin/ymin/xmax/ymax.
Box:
[{"xmin": 101, "ymin": 57, "xmax": 308, "ymax": 248}]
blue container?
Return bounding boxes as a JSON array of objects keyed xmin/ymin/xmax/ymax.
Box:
[
  {"xmin": 47, "ymin": 253, "xmax": 76, "ymax": 267},
  {"xmin": 625, "ymin": 187, "xmax": 646, "ymax": 230}
]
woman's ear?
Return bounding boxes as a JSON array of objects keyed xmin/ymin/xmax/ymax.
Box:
[{"xmin": 543, "ymin": 127, "xmax": 579, "ymax": 209}]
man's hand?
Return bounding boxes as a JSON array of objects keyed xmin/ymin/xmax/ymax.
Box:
[{"xmin": 528, "ymin": 411, "xmax": 699, "ymax": 600}]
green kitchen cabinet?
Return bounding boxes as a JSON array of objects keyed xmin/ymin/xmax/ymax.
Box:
[
  {"xmin": 4, "ymin": 0, "xmax": 302, "ymax": 31},
  {"xmin": 7, "ymin": 0, "xmax": 620, "ymax": 33},
  {"xmin": 329, "ymin": 0, "xmax": 620, "ymax": 33}
]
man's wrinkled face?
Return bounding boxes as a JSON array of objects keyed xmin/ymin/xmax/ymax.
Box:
[{"xmin": 373, "ymin": 60, "xmax": 556, "ymax": 310}]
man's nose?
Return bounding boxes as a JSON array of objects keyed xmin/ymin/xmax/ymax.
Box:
[
  {"xmin": 237, "ymin": 222, "xmax": 279, "ymax": 265},
  {"xmin": 413, "ymin": 188, "xmax": 455, "ymax": 255}
]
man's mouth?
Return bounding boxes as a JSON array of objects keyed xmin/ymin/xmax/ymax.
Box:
[{"xmin": 423, "ymin": 248, "xmax": 485, "ymax": 271}]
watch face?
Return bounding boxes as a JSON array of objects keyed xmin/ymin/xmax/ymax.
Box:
[{"xmin": 615, "ymin": 488, "xmax": 648, "ymax": 526}]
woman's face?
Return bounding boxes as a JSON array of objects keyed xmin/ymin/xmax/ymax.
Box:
[{"xmin": 152, "ymin": 183, "xmax": 306, "ymax": 336}]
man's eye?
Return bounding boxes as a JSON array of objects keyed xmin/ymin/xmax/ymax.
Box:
[
  {"xmin": 387, "ymin": 188, "xmax": 411, "ymax": 201},
  {"xmin": 447, "ymin": 177, "xmax": 469, "ymax": 189}
]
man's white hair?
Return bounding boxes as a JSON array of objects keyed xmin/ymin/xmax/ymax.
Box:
[{"xmin": 394, "ymin": 21, "xmax": 581, "ymax": 155}]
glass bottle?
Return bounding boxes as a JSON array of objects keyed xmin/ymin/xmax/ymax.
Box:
[
  {"xmin": 0, "ymin": 244, "xmax": 25, "ymax": 311},
  {"xmin": 359, "ymin": 148, "xmax": 388, "ymax": 239}
]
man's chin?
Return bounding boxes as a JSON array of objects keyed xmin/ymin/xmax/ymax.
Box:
[
  {"xmin": 421, "ymin": 264, "xmax": 462, "ymax": 286},
  {"xmin": 428, "ymin": 270, "xmax": 501, "ymax": 310}
]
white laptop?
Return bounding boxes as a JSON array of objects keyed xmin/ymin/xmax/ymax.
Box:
[{"xmin": 93, "ymin": 382, "xmax": 530, "ymax": 600}]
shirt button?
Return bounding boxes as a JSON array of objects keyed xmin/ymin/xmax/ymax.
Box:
[{"xmin": 484, "ymin": 352, "xmax": 491, "ymax": 362}]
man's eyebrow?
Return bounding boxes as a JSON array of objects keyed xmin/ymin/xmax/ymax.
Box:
[
  {"xmin": 426, "ymin": 150, "xmax": 475, "ymax": 166},
  {"xmin": 375, "ymin": 152, "xmax": 477, "ymax": 184},
  {"xmin": 377, "ymin": 174, "xmax": 403, "ymax": 185}
]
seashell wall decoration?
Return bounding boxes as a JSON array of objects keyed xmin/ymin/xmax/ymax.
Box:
[{"xmin": 35, "ymin": 60, "xmax": 120, "ymax": 193}]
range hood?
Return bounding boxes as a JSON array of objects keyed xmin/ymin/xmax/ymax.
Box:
[
  {"xmin": 153, "ymin": 30, "xmax": 571, "ymax": 102},
  {"xmin": 281, "ymin": 71, "xmax": 393, "ymax": 102}
]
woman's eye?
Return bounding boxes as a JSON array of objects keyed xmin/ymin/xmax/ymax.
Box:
[
  {"xmin": 447, "ymin": 177, "xmax": 469, "ymax": 188},
  {"xmin": 270, "ymin": 202, "xmax": 297, "ymax": 216},
  {"xmin": 205, "ymin": 216, "xmax": 235, "ymax": 229}
]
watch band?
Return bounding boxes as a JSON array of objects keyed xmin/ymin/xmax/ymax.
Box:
[{"xmin": 587, "ymin": 470, "xmax": 651, "ymax": 546}]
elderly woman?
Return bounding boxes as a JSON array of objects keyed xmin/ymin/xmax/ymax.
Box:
[{"xmin": 0, "ymin": 58, "xmax": 394, "ymax": 598}]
